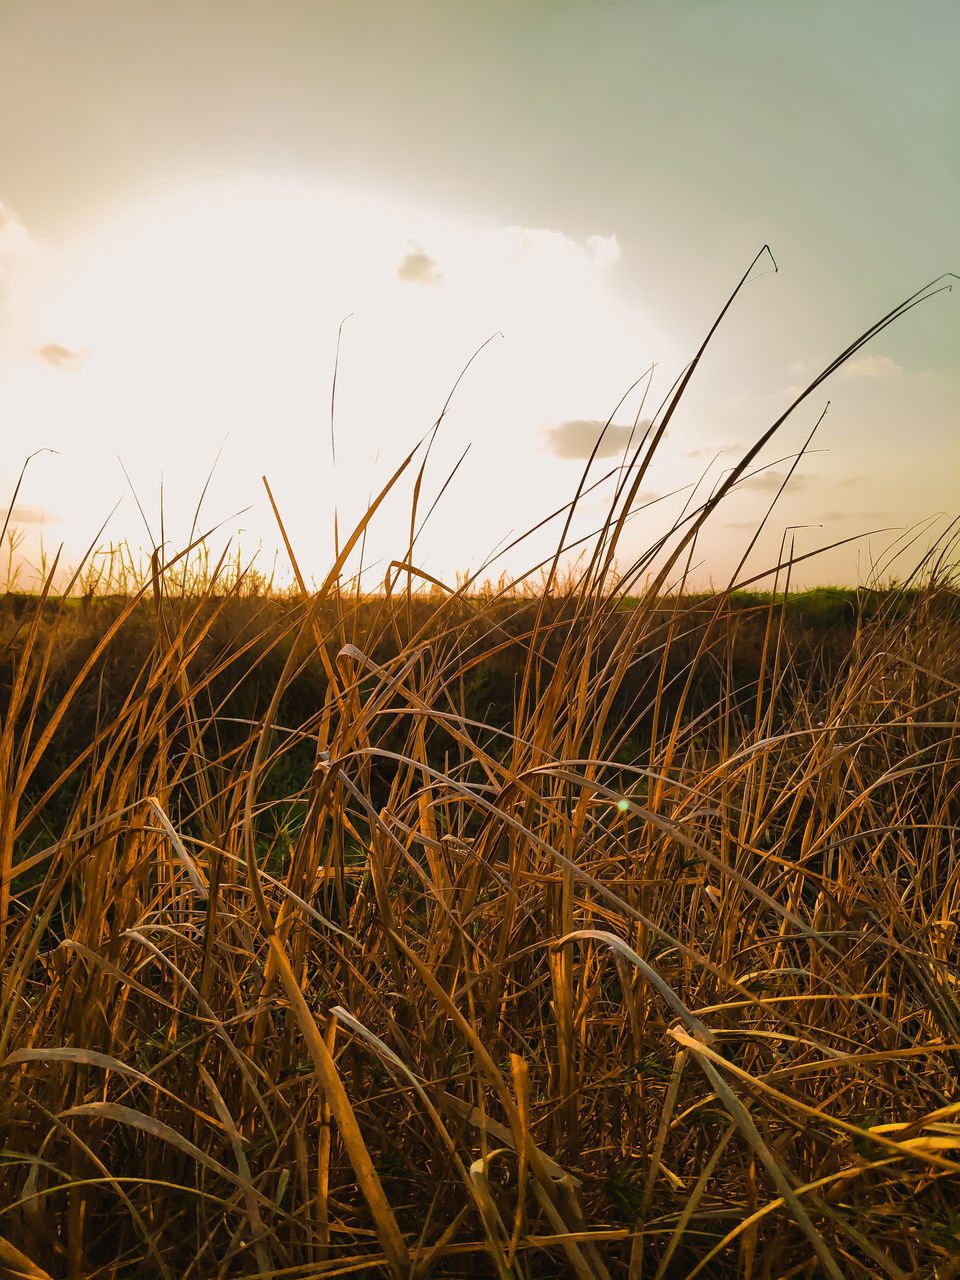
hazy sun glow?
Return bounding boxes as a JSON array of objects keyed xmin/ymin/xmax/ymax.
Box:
[{"xmin": 4, "ymin": 182, "xmax": 683, "ymax": 589}]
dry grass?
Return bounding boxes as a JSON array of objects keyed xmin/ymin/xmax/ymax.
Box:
[{"xmin": 2, "ymin": 261, "xmax": 959, "ymax": 1279}]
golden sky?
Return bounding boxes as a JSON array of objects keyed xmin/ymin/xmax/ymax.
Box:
[{"xmin": 1, "ymin": 1, "xmax": 957, "ymax": 591}]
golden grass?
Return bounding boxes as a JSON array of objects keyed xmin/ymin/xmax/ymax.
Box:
[{"xmin": 1, "ymin": 260, "xmax": 959, "ymax": 1278}]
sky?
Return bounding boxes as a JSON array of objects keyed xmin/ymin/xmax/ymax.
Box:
[{"xmin": 0, "ymin": 0, "xmax": 957, "ymax": 593}]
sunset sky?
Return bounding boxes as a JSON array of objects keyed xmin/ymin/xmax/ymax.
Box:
[{"xmin": 1, "ymin": 0, "xmax": 957, "ymax": 592}]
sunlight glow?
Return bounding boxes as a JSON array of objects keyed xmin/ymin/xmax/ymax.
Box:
[{"xmin": 6, "ymin": 182, "xmax": 675, "ymax": 587}]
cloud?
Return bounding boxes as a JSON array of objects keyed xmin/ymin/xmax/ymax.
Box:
[
  {"xmin": 586, "ymin": 234, "xmax": 621, "ymax": 269},
  {"xmin": 34, "ymin": 342, "xmax": 88, "ymax": 371},
  {"xmin": 542, "ymin": 417, "xmax": 651, "ymax": 460},
  {"xmin": 397, "ymin": 243, "xmax": 443, "ymax": 285},
  {"xmin": 0, "ymin": 200, "xmax": 33, "ymax": 261},
  {"xmin": 819, "ymin": 510, "xmax": 889, "ymax": 522},
  {"xmin": 0, "ymin": 201, "xmax": 40, "ymax": 356},
  {"xmin": 684, "ymin": 442, "xmax": 744, "ymax": 459},
  {"xmin": 839, "ymin": 355, "xmax": 901, "ymax": 379},
  {"xmin": 1, "ymin": 504, "xmax": 64, "ymax": 525},
  {"xmin": 739, "ymin": 470, "xmax": 815, "ymax": 493},
  {"xmin": 497, "ymin": 226, "xmax": 624, "ymax": 283}
]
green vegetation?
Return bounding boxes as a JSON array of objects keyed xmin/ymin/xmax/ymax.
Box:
[{"xmin": 1, "ymin": 260, "xmax": 959, "ymax": 1279}]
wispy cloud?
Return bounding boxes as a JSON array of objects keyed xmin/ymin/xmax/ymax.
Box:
[
  {"xmin": 542, "ymin": 418, "xmax": 650, "ymax": 460},
  {"xmin": 839, "ymin": 354, "xmax": 901, "ymax": 379},
  {"xmin": 34, "ymin": 342, "xmax": 87, "ymax": 371},
  {"xmin": 586, "ymin": 233, "xmax": 621, "ymax": 269},
  {"xmin": 684, "ymin": 442, "xmax": 743, "ymax": 459},
  {"xmin": 1, "ymin": 504, "xmax": 64, "ymax": 525},
  {"xmin": 739, "ymin": 470, "xmax": 816, "ymax": 494},
  {"xmin": 819, "ymin": 510, "xmax": 889, "ymax": 522},
  {"xmin": 0, "ymin": 200, "xmax": 37, "ymax": 344},
  {"xmin": 397, "ymin": 243, "xmax": 443, "ymax": 285},
  {"xmin": 0, "ymin": 200, "xmax": 33, "ymax": 260}
]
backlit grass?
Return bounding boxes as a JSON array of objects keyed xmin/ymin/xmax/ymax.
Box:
[{"xmin": 1, "ymin": 258, "xmax": 959, "ymax": 1279}]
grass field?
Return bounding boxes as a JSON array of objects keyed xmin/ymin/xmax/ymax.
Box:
[{"xmin": 2, "ymin": 265, "xmax": 959, "ymax": 1279}]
